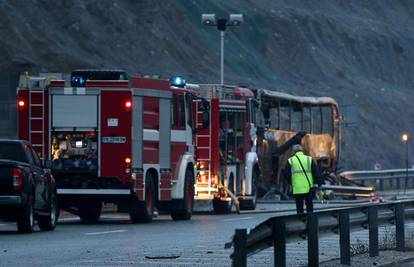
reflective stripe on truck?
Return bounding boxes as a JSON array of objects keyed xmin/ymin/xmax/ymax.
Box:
[{"xmin": 57, "ymin": 189, "xmax": 131, "ymax": 195}]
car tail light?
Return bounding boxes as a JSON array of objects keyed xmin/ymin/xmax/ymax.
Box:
[{"xmin": 12, "ymin": 168, "xmax": 23, "ymax": 191}]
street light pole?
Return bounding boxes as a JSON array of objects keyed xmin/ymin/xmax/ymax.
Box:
[
  {"xmin": 402, "ymin": 133, "xmax": 409, "ymax": 195},
  {"xmin": 220, "ymin": 30, "xmax": 225, "ymax": 85},
  {"xmin": 202, "ymin": 13, "xmax": 243, "ymax": 86},
  {"xmin": 405, "ymin": 139, "xmax": 409, "ymax": 194}
]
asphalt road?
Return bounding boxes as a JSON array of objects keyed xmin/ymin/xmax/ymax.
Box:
[
  {"xmin": 0, "ymin": 211, "xmax": 276, "ymax": 267},
  {"xmin": 0, "ymin": 202, "xmax": 413, "ymax": 267}
]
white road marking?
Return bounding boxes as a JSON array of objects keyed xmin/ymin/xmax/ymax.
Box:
[
  {"xmin": 221, "ymin": 216, "xmax": 253, "ymax": 222},
  {"xmin": 58, "ymin": 217, "xmax": 79, "ymax": 222},
  {"xmin": 58, "ymin": 214, "xmax": 130, "ymax": 222},
  {"xmin": 85, "ymin": 229, "xmax": 127, "ymax": 236}
]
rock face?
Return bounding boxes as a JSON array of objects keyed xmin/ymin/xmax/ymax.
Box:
[{"xmin": 1, "ymin": 0, "xmax": 414, "ymax": 170}]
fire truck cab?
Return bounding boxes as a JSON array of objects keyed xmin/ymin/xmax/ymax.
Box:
[
  {"xmin": 191, "ymin": 84, "xmax": 260, "ymax": 213},
  {"xmin": 17, "ymin": 70, "xmax": 209, "ymax": 222}
]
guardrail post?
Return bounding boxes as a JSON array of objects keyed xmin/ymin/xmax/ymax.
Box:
[
  {"xmin": 233, "ymin": 229, "xmax": 247, "ymax": 267},
  {"xmin": 339, "ymin": 210, "xmax": 351, "ymax": 265},
  {"xmin": 368, "ymin": 206, "xmax": 379, "ymax": 257},
  {"xmin": 273, "ymin": 219, "xmax": 286, "ymax": 267},
  {"xmin": 307, "ymin": 213, "xmax": 319, "ymax": 267},
  {"xmin": 395, "ymin": 203, "xmax": 405, "ymax": 252}
]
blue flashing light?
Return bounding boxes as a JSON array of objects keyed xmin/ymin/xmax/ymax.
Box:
[
  {"xmin": 170, "ymin": 76, "xmax": 186, "ymax": 88},
  {"xmin": 71, "ymin": 76, "xmax": 85, "ymax": 87}
]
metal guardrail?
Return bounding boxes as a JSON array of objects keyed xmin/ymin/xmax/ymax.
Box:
[
  {"xmin": 340, "ymin": 169, "xmax": 414, "ymax": 191},
  {"xmin": 225, "ymin": 200, "xmax": 414, "ymax": 267},
  {"xmin": 321, "ymin": 184, "xmax": 375, "ymax": 197}
]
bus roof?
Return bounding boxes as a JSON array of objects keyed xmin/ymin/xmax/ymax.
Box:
[{"xmin": 257, "ymin": 88, "xmax": 338, "ymax": 107}]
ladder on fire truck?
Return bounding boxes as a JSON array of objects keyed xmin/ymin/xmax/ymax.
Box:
[
  {"xmin": 28, "ymin": 76, "xmax": 46, "ymax": 160},
  {"xmin": 195, "ymin": 99, "xmax": 213, "ymax": 196}
]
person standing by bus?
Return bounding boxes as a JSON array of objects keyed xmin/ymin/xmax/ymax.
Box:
[{"xmin": 283, "ymin": 144, "xmax": 322, "ymax": 214}]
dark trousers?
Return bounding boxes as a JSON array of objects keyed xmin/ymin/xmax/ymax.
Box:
[{"xmin": 294, "ymin": 193, "xmax": 313, "ymax": 214}]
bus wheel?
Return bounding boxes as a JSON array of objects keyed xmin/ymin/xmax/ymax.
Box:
[
  {"xmin": 171, "ymin": 169, "xmax": 194, "ymax": 220},
  {"xmin": 130, "ymin": 173, "xmax": 155, "ymax": 223}
]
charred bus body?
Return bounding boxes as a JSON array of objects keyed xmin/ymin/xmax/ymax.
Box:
[{"xmin": 253, "ymin": 89, "xmax": 342, "ymax": 197}]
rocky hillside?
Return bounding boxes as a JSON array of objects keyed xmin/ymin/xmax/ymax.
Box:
[{"xmin": 1, "ymin": 0, "xmax": 414, "ymax": 170}]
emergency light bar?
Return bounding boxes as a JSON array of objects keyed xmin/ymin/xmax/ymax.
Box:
[
  {"xmin": 170, "ymin": 76, "xmax": 186, "ymax": 88},
  {"xmin": 71, "ymin": 76, "xmax": 85, "ymax": 87}
]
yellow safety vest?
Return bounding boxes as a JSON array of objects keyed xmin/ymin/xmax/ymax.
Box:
[{"xmin": 288, "ymin": 152, "xmax": 314, "ymax": 195}]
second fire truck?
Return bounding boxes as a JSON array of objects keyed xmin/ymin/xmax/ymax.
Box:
[{"xmin": 190, "ymin": 84, "xmax": 260, "ymax": 213}]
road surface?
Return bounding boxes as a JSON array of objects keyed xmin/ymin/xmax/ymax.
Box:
[{"xmin": 0, "ymin": 202, "xmax": 412, "ymax": 266}]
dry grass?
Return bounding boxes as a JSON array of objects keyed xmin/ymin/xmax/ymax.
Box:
[
  {"xmin": 350, "ymin": 227, "xmax": 414, "ymax": 255},
  {"xmin": 350, "ymin": 238, "xmax": 369, "ymax": 255},
  {"xmin": 380, "ymin": 226, "xmax": 396, "ymax": 250},
  {"xmin": 407, "ymin": 230, "xmax": 414, "ymax": 250}
]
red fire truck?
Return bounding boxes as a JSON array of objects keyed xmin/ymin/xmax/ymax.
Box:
[
  {"xmin": 190, "ymin": 84, "xmax": 260, "ymax": 213},
  {"xmin": 17, "ymin": 70, "xmax": 209, "ymax": 223}
]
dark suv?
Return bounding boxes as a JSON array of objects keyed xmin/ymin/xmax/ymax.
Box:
[{"xmin": 0, "ymin": 140, "xmax": 58, "ymax": 233}]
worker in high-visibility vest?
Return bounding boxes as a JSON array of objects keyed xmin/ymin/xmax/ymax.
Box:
[{"xmin": 283, "ymin": 144, "xmax": 322, "ymax": 214}]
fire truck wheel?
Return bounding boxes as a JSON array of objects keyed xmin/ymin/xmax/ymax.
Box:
[
  {"xmin": 239, "ymin": 171, "xmax": 258, "ymax": 211},
  {"xmin": 17, "ymin": 192, "xmax": 35, "ymax": 233},
  {"xmin": 38, "ymin": 190, "xmax": 59, "ymax": 231},
  {"xmin": 213, "ymin": 175, "xmax": 234, "ymax": 214},
  {"xmin": 171, "ymin": 169, "xmax": 194, "ymax": 221},
  {"xmin": 130, "ymin": 176, "xmax": 155, "ymax": 223},
  {"xmin": 78, "ymin": 200, "xmax": 102, "ymax": 223},
  {"xmin": 212, "ymin": 198, "xmax": 232, "ymax": 214}
]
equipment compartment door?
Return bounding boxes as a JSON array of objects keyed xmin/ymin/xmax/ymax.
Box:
[
  {"xmin": 100, "ymin": 91, "xmax": 132, "ymax": 182},
  {"xmin": 52, "ymin": 95, "xmax": 98, "ymax": 128}
]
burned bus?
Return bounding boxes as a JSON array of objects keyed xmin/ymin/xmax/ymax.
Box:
[{"xmin": 253, "ymin": 89, "xmax": 342, "ymax": 197}]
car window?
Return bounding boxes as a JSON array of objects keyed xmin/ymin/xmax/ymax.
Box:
[
  {"xmin": 178, "ymin": 95, "xmax": 186, "ymax": 127},
  {"xmin": 0, "ymin": 142, "xmax": 29, "ymax": 163},
  {"xmin": 30, "ymin": 147, "xmax": 42, "ymax": 167},
  {"xmin": 24, "ymin": 145, "xmax": 34, "ymax": 165}
]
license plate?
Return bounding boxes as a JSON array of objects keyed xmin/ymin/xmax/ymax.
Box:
[{"xmin": 101, "ymin": 136, "xmax": 126, "ymax": 144}]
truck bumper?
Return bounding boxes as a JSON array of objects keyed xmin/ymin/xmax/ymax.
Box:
[
  {"xmin": 57, "ymin": 189, "xmax": 133, "ymax": 209},
  {"xmin": 0, "ymin": 196, "xmax": 22, "ymax": 206}
]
